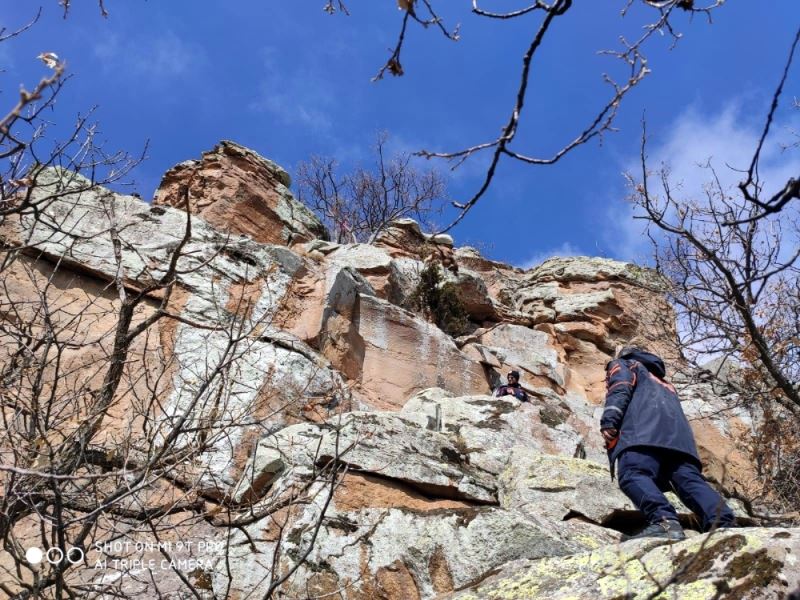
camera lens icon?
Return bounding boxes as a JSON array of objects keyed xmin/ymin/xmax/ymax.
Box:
[
  {"xmin": 25, "ymin": 547, "xmax": 43, "ymax": 565},
  {"xmin": 25, "ymin": 546, "xmax": 84, "ymax": 565}
]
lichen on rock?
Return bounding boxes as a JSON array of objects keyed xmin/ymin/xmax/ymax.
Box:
[{"xmin": 2, "ymin": 142, "xmax": 793, "ymax": 600}]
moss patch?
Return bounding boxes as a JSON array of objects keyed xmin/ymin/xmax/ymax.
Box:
[
  {"xmin": 406, "ymin": 262, "xmax": 469, "ymax": 337},
  {"xmin": 673, "ymin": 535, "xmax": 747, "ymax": 584},
  {"xmin": 725, "ymin": 548, "xmax": 784, "ymax": 597},
  {"xmin": 540, "ymin": 405, "xmax": 568, "ymax": 428}
]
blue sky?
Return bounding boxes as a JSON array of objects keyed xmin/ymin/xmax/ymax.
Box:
[{"xmin": 2, "ymin": 1, "xmax": 798, "ymax": 268}]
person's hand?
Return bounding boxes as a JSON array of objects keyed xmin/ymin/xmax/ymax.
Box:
[
  {"xmin": 601, "ymin": 428, "xmax": 618, "ymax": 442},
  {"xmin": 601, "ymin": 428, "xmax": 619, "ymax": 449}
]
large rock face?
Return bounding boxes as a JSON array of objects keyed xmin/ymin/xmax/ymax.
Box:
[{"xmin": 0, "ymin": 142, "xmax": 790, "ymax": 600}]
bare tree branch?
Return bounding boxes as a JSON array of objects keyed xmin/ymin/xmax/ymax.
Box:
[{"xmin": 297, "ymin": 132, "xmax": 446, "ymax": 243}]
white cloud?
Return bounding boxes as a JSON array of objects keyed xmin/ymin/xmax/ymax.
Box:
[
  {"xmin": 519, "ymin": 242, "xmax": 586, "ymax": 270},
  {"xmin": 643, "ymin": 103, "xmax": 798, "ymax": 200},
  {"xmin": 602, "ymin": 196, "xmax": 654, "ymax": 265},
  {"xmin": 250, "ymin": 84, "xmax": 332, "ymax": 130},
  {"xmin": 0, "ymin": 43, "xmax": 15, "ymax": 71},
  {"xmin": 92, "ymin": 32, "xmax": 120, "ymax": 62},
  {"xmin": 607, "ymin": 101, "xmax": 800, "ymax": 262},
  {"xmin": 93, "ymin": 30, "xmax": 201, "ymax": 82},
  {"xmin": 248, "ymin": 45, "xmax": 334, "ymax": 132},
  {"xmin": 135, "ymin": 32, "xmax": 196, "ymax": 78}
]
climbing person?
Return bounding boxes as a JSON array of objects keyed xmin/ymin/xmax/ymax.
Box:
[
  {"xmin": 494, "ymin": 370, "xmax": 529, "ymax": 402},
  {"xmin": 600, "ymin": 345, "xmax": 735, "ymax": 540}
]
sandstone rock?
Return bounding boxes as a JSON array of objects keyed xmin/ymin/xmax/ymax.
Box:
[
  {"xmin": 327, "ymin": 243, "xmax": 393, "ymax": 273},
  {"xmin": 500, "ymin": 256, "xmax": 685, "ymax": 406},
  {"xmin": 373, "ymin": 218, "xmax": 427, "ymax": 255},
  {"xmin": 356, "ymin": 294, "xmax": 489, "ymax": 409},
  {"xmin": 3, "ymin": 167, "xmax": 306, "ymax": 310},
  {"xmin": 284, "ymin": 506, "xmax": 573, "ymax": 599},
  {"xmin": 402, "ymin": 390, "xmax": 597, "ymax": 482},
  {"xmin": 402, "ymin": 392, "xmax": 531, "ymax": 473},
  {"xmin": 1, "ymin": 148, "xmax": 780, "ymax": 600},
  {"xmin": 218, "ymin": 501, "xmax": 574, "ymax": 600},
  {"xmin": 525, "ymin": 256, "xmax": 663, "ymax": 287},
  {"xmin": 552, "ymin": 289, "xmax": 617, "ymax": 322},
  {"xmin": 275, "ymin": 261, "xmax": 373, "ymax": 343},
  {"xmin": 154, "ymin": 140, "xmax": 329, "ymax": 246},
  {"xmin": 453, "ymin": 248, "xmax": 523, "ymax": 311},
  {"xmin": 215, "ymin": 407, "xmax": 581, "ymax": 598},
  {"xmin": 449, "ymin": 528, "xmax": 800, "ymax": 599},
  {"xmin": 276, "ymin": 261, "xmax": 490, "ymax": 411},
  {"xmin": 319, "ymin": 411, "xmax": 499, "ymax": 503},
  {"xmin": 449, "ymin": 269, "xmax": 498, "ymax": 321},
  {"xmin": 374, "ymin": 218, "xmax": 459, "ymax": 273},
  {"xmin": 680, "ymin": 381, "xmax": 760, "ymax": 498},
  {"xmin": 497, "ymin": 448, "xmax": 636, "ymax": 523},
  {"xmin": 299, "ymin": 238, "xmax": 341, "ymax": 255},
  {"xmin": 234, "ymin": 411, "xmax": 497, "ymax": 506},
  {"xmin": 460, "ymin": 343, "xmax": 503, "ymax": 369},
  {"xmin": 1, "ymin": 167, "xmax": 351, "ymax": 496},
  {"xmin": 386, "ymin": 256, "xmax": 425, "ymax": 306},
  {"xmin": 162, "ymin": 326, "xmax": 348, "ymax": 494},
  {"xmin": 230, "ymin": 422, "xmax": 327, "ymax": 503},
  {"xmin": 325, "ymin": 244, "xmax": 421, "ymax": 304},
  {"xmin": 478, "ymin": 323, "xmax": 565, "ymax": 390}
]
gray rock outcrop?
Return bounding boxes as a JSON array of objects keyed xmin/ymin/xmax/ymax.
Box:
[{"xmin": 0, "ymin": 143, "xmax": 790, "ymax": 600}]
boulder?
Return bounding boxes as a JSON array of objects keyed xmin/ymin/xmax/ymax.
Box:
[
  {"xmin": 217, "ymin": 501, "xmax": 575, "ymax": 600},
  {"xmin": 449, "ymin": 269, "xmax": 499, "ymax": 321},
  {"xmin": 449, "ymin": 528, "xmax": 800, "ymax": 599},
  {"xmin": 154, "ymin": 140, "xmax": 329, "ymax": 246},
  {"xmin": 525, "ymin": 256, "xmax": 663, "ymax": 286},
  {"xmin": 374, "ymin": 218, "xmax": 459, "ymax": 272},
  {"xmin": 325, "ymin": 244, "xmax": 422, "ymax": 305}
]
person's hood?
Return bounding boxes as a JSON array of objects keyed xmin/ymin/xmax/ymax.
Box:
[{"xmin": 621, "ymin": 349, "xmax": 666, "ymax": 378}]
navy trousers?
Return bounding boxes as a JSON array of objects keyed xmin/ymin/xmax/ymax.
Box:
[{"xmin": 617, "ymin": 446, "xmax": 735, "ymax": 531}]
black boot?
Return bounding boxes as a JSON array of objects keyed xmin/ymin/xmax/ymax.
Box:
[{"xmin": 629, "ymin": 519, "xmax": 686, "ymax": 541}]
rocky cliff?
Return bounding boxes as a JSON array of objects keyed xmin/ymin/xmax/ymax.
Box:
[{"xmin": 0, "ymin": 141, "xmax": 797, "ymax": 599}]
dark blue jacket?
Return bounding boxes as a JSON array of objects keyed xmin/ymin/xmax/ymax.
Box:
[
  {"xmin": 600, "ymin": 350, "xmax": 700, "ymax": 474},
  {"xmin": 494, "ymin": 384, "xmax": 529, "ymax": 402}
]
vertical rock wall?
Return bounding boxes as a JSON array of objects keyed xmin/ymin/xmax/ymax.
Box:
[{"xmin": 0, "ymin": 143, "xmax": 788, "ymax": 600}]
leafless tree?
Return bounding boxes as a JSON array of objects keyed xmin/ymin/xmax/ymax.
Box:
[
  {"xmin": 0, "ymin": 14, "xmax": 354, "ymax": 599},
  {"xmin": 0, "ymin": 169, "xmax": 356, "ymax": 598},
  {"xmin": 296, "ymin": 133, "xmax": 446, "ymax": 244},
  {"xmin": 628, "ymin": 25, "xmax": 800, "ymax": 510},
  {"xmin": 326, "ymin": 0, "xmax": 727, "ymax": 231}
]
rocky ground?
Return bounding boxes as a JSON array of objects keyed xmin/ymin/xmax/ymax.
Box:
[{"xmin": 0, "ymin": 141, "xmax": 796, "ymax": 599}]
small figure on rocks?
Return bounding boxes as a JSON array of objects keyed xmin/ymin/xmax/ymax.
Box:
[
  {"xmin": 600, "ymin": 345, "xmax": 735, "ymax": 540},
  {"xmin": 494, "ymin": 370, "xmax": 529, "ymax": 402}
]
